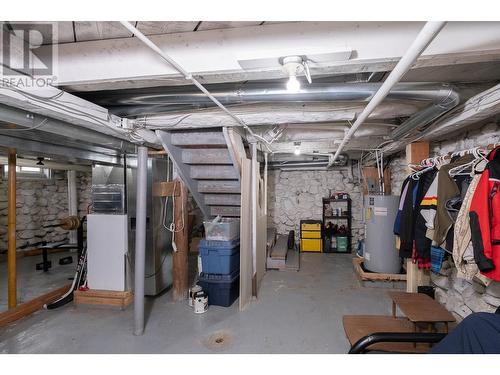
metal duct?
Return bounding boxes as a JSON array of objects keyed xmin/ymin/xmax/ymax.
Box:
[
  {"xmin": 276, "ymin": 126, "xmax": 392, "ymax": 142},
  {"xmin": 389, "ymin": 86, "xmax": 460, "ymax": 140},
  {"xmin": 80, "ymin": 82, "xmax": 459, "ymax": 118},
  {"xmin": 0, "ymin": 104, "xmax": 136, "ymax": 153},
  {"xmin": 268, "ymin": 154, "xmax": 348, "ymax": 170}
]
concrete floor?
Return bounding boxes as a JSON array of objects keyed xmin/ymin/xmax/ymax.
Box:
[
  {"xmin": 0, "ymin": 253, "xmax": 397, "ymax": 353},
  {"xmin": 0, "ymin": 250, "xmax": 76, "ymax": 311}
]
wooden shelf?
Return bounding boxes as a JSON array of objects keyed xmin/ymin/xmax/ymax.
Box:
[
  {"xmin": 323, "ymin": 196, "xmax": 352, "ymax": 253},
  {"xmin": 323, "ymin": 198, "xmax": 350, "ymax": 202}
]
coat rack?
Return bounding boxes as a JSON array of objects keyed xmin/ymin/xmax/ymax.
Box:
[{"xmin": 407, "ymin": 142, "xmax": 500, "ymax": 170}]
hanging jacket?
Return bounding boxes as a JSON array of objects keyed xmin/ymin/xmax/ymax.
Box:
[
  {"xmin": 433, "ymin": 154, "xmax": 474, "ymax": 250},
  {"xmin": 414, "ymin": 168, "xmax": 438, "ymax": 265},
  {"xmin": 469, "ymin": 146, "xmax": 500, "ymax": 281},
  {"xmin": 394, "ymin": 177, "xmax": 410, "ymax": 236},
  {"xmin": 398, "ymin": 177, "xmax": 419, "ymax": 258},
  {"xmin": 453, "ymin": 174, "xmax": 481, "ymax": 280},
  {"xmin": 419, "ymin": 170, "xmax": 440, "ymax": 242}
]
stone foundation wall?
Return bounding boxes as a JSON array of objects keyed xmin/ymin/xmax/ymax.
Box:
[
  {"xmin": 267, "ymin": 167, "xmax": 364, "ymax": 245},
  {"xmin": 389, "ymin": 121, "xmax": 500, "ymax": 320},
  {"xmin": 0, "ymin": 170, "xmax": 91, "ymax": 252}
]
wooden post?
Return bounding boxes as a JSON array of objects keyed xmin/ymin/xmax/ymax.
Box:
[
  {"xmin": 405, "ymin": 142, "xmax": 430, "ymax": 293},
  {"xmin": 172, "ymin": 179, "xmax": 189, "ymax": 301},
  {"xmin": 7, "ymin": 149, "xmax": 17, "ymax": 309}
]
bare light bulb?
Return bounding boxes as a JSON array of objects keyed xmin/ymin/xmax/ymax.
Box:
[
  {"xmin": 286, "ymin": 75, "xmax": 301, "ymax": 93},
  {"xmin": 294, "ymin": 146, "xmax": 301, "ymax": 155}
]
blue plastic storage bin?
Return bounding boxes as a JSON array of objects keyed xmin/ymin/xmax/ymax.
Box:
[
  {"xmin": 198, "ymin": 269, "xmax": 239, "ymax": 307},
  {"xmin": 199, "ymin": 239, "xmax": 240, "ymax": 275}
]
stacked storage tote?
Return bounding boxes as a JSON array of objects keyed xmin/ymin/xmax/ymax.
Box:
[
  {"xmin": 198, "ymin": 218, "xmax": 240, "ymax": 307},
  {"xmin": 300, "ymin": 220, "xmax": 323, "ymax": 252}
]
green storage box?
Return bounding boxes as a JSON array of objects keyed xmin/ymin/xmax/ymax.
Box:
[{"xmin": 336, "ymin": 236, "xmax": 348, "ymax": 252}]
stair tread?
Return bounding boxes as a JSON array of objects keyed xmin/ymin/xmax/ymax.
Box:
[
  {"xmin": 182, "ymin": 148, "xmax": 232, "ymax": 165},
  {"xmin": 171, "ymin": 131, "xmax": 226, "ymax": 147},
  {"xmin": 204, "ymin": 193, "xmax": 241, "ymax": 206},
  {"xmin": 190, "ymin": 165, "xmax": 239, "ymax": 180},
  {"xmin": 210, "ymin": 206, "xmax": 241, "ymax": 217},
  {"xmin": 198, "ymin": 180, "xmax": 241, "ymax": 194}
]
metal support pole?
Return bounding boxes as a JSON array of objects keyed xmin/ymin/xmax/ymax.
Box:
[
  {"xmin": 67, "ymin": 170, "xmax": 78, "ymax": 244},
  {"xmin": 263, "ymin": 152, "xmax": 268, "ymax": 215},
  {"xmin": 134, "ymin": 146, "xmax": 148, "ymax": 335},
  {"xmin": 251, "ymin": 143, "xmax": 258, "ymax": 284},
  {"xmin": 7, "ymin": 149, "xmax": 17, "ymax": 309}
]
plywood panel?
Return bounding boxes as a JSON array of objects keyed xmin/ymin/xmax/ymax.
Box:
[
  {"xmin": 252, "ymin": 150, "xmax": 266, "ymax": 297},
  {"xmin": 152, "ymin": 181, "xmax": 181, "ymax": 197},
  {"xmin": 74, "ymin": 21, "xmax": 132, "ymax": 42},
  {"xmin": 53, "ymin": 22, "xmax": 75, "ymax": 44},
  {"xmin": 362, "ymin": 167, "xmax": 391, "ymax": 195},
  {"xmin": 197, "ymin": 22, "xmax": 262, "ymax": 31},
  {"xmin": 239, "ymin": 158, "xmax": 253, "ymax": 311}
]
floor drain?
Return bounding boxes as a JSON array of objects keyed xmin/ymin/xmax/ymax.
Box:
[{"xmin": 203, "ymin": 330, "xmax": 232, "ymax": 351}]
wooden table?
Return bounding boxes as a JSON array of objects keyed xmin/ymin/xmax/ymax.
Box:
[{"xmin": 388, "ymin": 291, "xmax": 455, "ymax": 333}]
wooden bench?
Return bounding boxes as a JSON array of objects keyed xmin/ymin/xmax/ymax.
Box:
[
  {"xmin": 343, "ymin": 315, "xmax": 429, "ymax": 353},
  {"xmin": 343, "ymin": 292, "xmax": 455, "ymax": 353},
  {"xmin": 388, "ymin": 291, "xmax": 456, "ymax": 332}
]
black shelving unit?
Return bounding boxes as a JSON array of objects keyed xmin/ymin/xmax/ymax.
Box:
[{"xmin": 322, "ymin": 197, "xmax": 352, "ymax": 253}]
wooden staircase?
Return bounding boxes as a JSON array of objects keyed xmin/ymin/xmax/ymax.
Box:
[{"xmin": 156, "ymin": 128, "xmax": 244, "ymax": 218}]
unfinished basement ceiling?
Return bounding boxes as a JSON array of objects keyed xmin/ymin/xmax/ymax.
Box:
[
  {"xmin": 2, "ymin": 21, "xmax": 500, "ymax": 162},
  {"xmin": 2, "ymin": 21, "xmax": 274, "ymax": 45}
]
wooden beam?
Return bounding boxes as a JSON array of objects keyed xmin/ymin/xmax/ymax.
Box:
[
  {"xmin": 0, "ymin": 284, "xmax": 71, "ymax": 327},
  {"xmin": 172, "ymin": 179, "xmax": 189, "ymax": 301},
  {"xmin": 406, "ymin": 142, "xmax": 430, "ymax": 166},
  {"xmin": 353, "ymin": 257, "xmax": 406, "ymax": 282},
  {"xmin": 7, "ymin": 148, "xmax": 16, "ymax": 309},
  {"xmin": 223, "ymin": 127, "xmax": 246, "ymax": 178},
  {"xmin": 405, "ymin": 141, "xmax": 430, "ymax": 293},
  {"xmin": 152, "ymin": 181, "xmax": 181, "ymax": 197},
  {"xmin": 148, "ymin": 150, "xmax": 168, "ymax": 155}
]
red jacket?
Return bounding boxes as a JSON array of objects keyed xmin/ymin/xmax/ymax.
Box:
[{"xmin": 469, "ymin": 146, "xmax": 500, "ymax": 281}]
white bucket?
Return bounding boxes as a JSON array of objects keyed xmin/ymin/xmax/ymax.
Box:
[
  {"xmin": 188, "ymin": 285, "xmax": 202, "ymax": 307},
  {"xmin": 193, "ymin": 291, "xmax": 208, "ymax": 314}
]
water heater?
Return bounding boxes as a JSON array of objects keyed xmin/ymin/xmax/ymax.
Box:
[{"xmin": 364, "ymin": 195, "xmax": 401, "ymax": 274}]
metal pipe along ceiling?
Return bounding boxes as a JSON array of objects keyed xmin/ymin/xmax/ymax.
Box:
[
  {"xmin": 84, "ymin": 82, "xmax": 460, "ymax": 118},
  {"xmin": 85, "ymin": 81, "xmax": 460, "ymax": 146}
]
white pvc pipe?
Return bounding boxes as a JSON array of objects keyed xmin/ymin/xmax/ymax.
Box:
[
  {"xmin": 329, "ymin": 21, "xmax": 446, "ymax": 166},
  {"xmin": 134, "ymin": 146, "xmax": 148, "ymax": 336}
]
